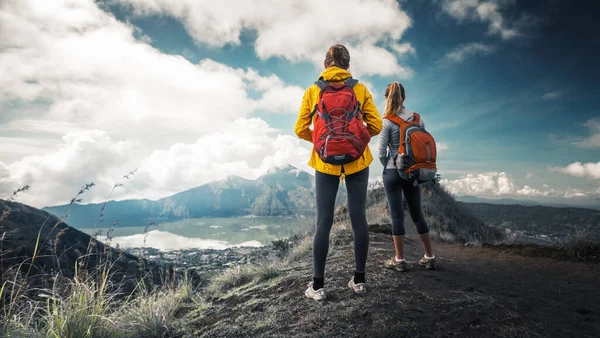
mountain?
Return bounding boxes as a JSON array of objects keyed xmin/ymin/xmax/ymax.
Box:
[
  {"xmin": 458, "ymin": 201, "xmax": 600, "ymax": 241},
  {"xmin": 0, "ymin": 199, "xmax": 161, "ymax": 297},
  {"xmin": 43, "ymin": 166, "xmax": 322, "ymax": 228},
  {"xmin": 456, "ymin": 195, "xmax": 600, "ymax": 210}
]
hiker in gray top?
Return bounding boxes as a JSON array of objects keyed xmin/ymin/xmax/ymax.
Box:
[{"xmin": 378, "ymin": 82, "xmax": 436, "ymax": 272}]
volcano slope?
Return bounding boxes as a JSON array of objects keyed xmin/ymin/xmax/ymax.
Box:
[{"xmin": 185, "ymin": 188, "xmax": 599, "ymax": 338}]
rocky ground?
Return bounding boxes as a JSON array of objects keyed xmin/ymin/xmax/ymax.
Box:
[{"xmin": 182, "ymin": 218, "xmax": 600, "ymax": 338}]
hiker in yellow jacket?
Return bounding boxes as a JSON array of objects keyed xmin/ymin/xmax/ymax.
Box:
[{"xmin": 295, "ymin": 44, "xmax": 382, "ymax": 301}]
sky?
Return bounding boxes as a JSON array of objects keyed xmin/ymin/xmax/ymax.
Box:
[{"xmin": 0, "ymin": 0, "xmax": 599, "ymax": 208}]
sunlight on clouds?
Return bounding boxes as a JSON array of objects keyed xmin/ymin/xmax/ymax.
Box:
[
  {"xmin": 0, "ymin": 118, "xmax": 312, "ymax": 207},
  {"xmin": 0, "ymin": 0, "xmax": 316, "ymax": 208},
  {"xmin": 131, "ymin": 118, "xmax": 311, "ymax": 201},
  {"xmin": 0, "ymin": 0, "xmax": 305, "ymax": 144},
  {"xmin": 117, "ymin": 0, "xmax": 414, "ymax": 77}
]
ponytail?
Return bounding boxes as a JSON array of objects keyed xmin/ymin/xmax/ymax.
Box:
[{"xmin": 384, "ymin": 82, "xmax": 405, "ymax": 117}]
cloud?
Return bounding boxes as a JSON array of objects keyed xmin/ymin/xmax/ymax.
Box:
[
  {"xmin": 440, "ymin": 0, "xmax": 523, "ymax": 39},
  {"xmin": 0, "ymin": 0, "xmax": 304, "ymax": 148},
  {"xmin": 440, "ymin": 172, "xmax": 515, "ymax": 196},
  {"xmin": 241, "ymin": 69, "xmax": 305, "ymax": 114},
  {"xmin": 437, "ymin": 143, "xmax": 449, "ymax": 151},
  {"xmin": 551, "ymin": 161, "xmax": 600, "ymax": 180},
  {"xmin": 0, "ymin": 130, "xmax": 138, "ymax": 207},
  {"xmin": 133, "ymin": 118, "xmax": 312, "ymax": 200},
  {"xmin": 391, "ymin": 42, "xmax": 417, "ymax": 57},
  {"xmin": 116, "ymin": 0, "xmax": 414, "ymax": 77},
  {"xmin": 573, "ymin": 118, "xmax": 600, "ymax": 148},
  {"xmin": 440, "ymin": 171, "xmax": 595, "ymax": 199},
  {"xmin": 0, "ymin": 118, "xmax": 312, "ymax": 207},
  {"xmin": 444, "ymin": 42, "xmax": 495, "ymax": 63},
  {"xmin": 542, "ymin": 91, "xmax": 562, "ymax": 100}
]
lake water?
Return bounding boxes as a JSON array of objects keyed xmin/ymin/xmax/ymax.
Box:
[{"xmin": 80, "ymin": 216, "xmax": 312, "ymax": 251}]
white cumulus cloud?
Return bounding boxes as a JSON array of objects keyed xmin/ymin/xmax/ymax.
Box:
[
  {"xmin": 133, "ymin": 118, "xmax": 312, "ymax": 200},
  {"xmin": 441, "ymin": 172, "xmax": 515, "ymax": 196},
  {"xmin": 0, "ymin": 118, "xmax": 312, "ymax": 207},
  {"xmin": 0, "ymin": 0, "xmax": 316, "ymax": 207},
  {"xmin": 117, "ymin": 0, "xmax": 415, "ymax": 77},
  {"xmin": 441, "ymin": 171, "xmax": 595, "ymax": 199},
  {"xmin": 0, "ymin": 0, "xmax": 304, "ymax": 145},
  {"xmin": 551, "ymin": 161, "xmax": 600, "ymax": 180}
]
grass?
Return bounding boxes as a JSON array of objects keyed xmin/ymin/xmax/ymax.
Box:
[
  {"xmin": 557, "ymin": 228, "xmax": 600, "ymax": 261},
  {"xmin": 284, "ymin": 234, "xmax": 313, "ymax": 264},
  {"xmin": 1, "ymin": 262, "xmax": 201, "ymax": 338},
  {"xmin": 45, "ymin": 271, "xmax": 118, "ymax": 338},
  {"xmin": 116, "ymin": 277, "xmax": 195, "ymax": 338},
  {"xmin": 0, "ymin": 174, "xmax": 205, "ymax": 338},
  {"xmin": 206, "ymin": 261, "xmax": 282, "ymax": 297}
]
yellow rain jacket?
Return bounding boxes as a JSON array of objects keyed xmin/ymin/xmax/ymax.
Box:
[{"xmin": 295, "ymin": 67, "xmax": 382, "ymax": 176}]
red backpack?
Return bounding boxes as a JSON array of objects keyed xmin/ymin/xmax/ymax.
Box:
[
  {"xmin": 310, "ymin": 77, "xmax": 371, "ymax": 165},
  {"xmin": 386, "ymin": 113, "xmax": 438, "ymax": 185}
]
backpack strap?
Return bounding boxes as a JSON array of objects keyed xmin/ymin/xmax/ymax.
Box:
[
  {"xmin": 310, "ymin": 79, "xmax": 329, "ymax": 120},
  {"xmin": 385, "ymin": 114, "xmax": 408, "ymax": 127},
  {"xmin": 314, "ymin": 79, "xmax": 328, "ymax": 90},
  {"xmin": 412, "ymin": 112, "xmax": 421, "ymax": 125},
  {"xmin": 344, "ymin": 77, "xmax": 358, "ymax": 88},
  {"xmin": 308, "ymin": 104, "xmax": 318, "ymax": 120}
]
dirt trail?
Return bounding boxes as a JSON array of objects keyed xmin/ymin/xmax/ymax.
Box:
[{"xmin": 186, "ymin": 218, "xmax": 600, "ymax": 338}]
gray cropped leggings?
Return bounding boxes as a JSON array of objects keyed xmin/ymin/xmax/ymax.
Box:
[
  {"xmin": 383, "ymin": 169, "xmax": 430, "ymax": 236},
  {"xmin": 313, "ymin": 168, "xmax": 369, "ymax": 278}
]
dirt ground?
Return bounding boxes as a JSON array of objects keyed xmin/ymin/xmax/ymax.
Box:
[{"xmin": 185, "ymin": 218, "xmax": 600, "ymax": 338}]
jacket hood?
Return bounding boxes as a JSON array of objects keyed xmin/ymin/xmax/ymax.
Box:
[{"xmin": 318, "ymin": 67, "xmax": 352, "ymax": 82}]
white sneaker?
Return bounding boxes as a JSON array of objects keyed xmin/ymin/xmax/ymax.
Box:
[
  {"xmin": 348, "ymin": 278, "xmax": 367, "ymax": 294},
  {"xmin": 305, "ymin": 282, "xmax": 326, "ymax": 301}
]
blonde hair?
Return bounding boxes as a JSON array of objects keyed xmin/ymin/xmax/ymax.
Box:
[
  {"xmin": 324, "ymin": 44, "xmax": 350, "ymax": 69},
  {"xmin": 384, "ymin": 82, "xmax": 406, "ymax": 117}
]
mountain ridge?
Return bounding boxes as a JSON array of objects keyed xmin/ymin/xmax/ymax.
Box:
[{"xmin": 43, "ymin": 165, "xmax": 321, "ymax": 228}]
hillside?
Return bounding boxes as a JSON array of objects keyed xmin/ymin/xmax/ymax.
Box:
[
  {"xmin": 0, "ymin": 199, "xmax": 161, "ymax": 298},
  {"xmin": 182, "ymin": 185, "xmax": 598, "ymax": 337},
  {"xmin": 43, "ymin": 166, "xmax": 324, "ymax": 228},
  {"xmin": 2, "ymin": 181, "xmax": 599, "ymax": 337},
  {"xmin": 184, "ymin": 219, "xmax": 600, "ymax": 338},
  {"xmin": 364, "ymin": 185, "xmax": 505, "ymax": 245},
  {"xmin": 459, "ymin": 202, "xmax": 600, "ymax": 242}
]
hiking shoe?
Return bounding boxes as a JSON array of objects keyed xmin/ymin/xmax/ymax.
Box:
[
  {"xmin": 384, "ymin": 258, "xmax": 408, "ymax": 272},
  {"xmin": 305, "ymin": 282, "xmax": 326, "ymax": 301},
  {"xmin": 348, "ymin": 278, "xmax": 367, "ymax": 294},
  {"xmin": 418, "ymin": 256, "xmax": 436, "ymax": 270}
]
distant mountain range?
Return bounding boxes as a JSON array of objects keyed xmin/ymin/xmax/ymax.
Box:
[
  {"xmin": 43, "ymin": 166, "xmax": 346, "ymax": 228},
  {"xmin": 456, "ymin": 195, "xmax": 600, "ymax": 210}
]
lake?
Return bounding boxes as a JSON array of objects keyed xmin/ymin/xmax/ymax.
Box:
[{"xmin": 80, "ymin": 216, "xmax": 312, "ymax": 251}]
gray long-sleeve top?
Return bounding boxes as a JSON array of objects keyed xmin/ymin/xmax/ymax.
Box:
[{"xmin": 377, "ymin": 108, "xmax": 425, "ymax": 174}]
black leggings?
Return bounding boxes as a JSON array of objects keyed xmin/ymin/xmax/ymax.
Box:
[
  {"xmin": 383, "ymin": 169, "xmax": 430, "ymax": 236},
  {"xmin": 313, "ymin": 167, "xmax": 369, "ymax": 278}
]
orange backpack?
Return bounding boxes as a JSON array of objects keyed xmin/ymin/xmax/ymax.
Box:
[{"xmin": 386, "ymin": 113, "xmax": 438, "ymax": 185}]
